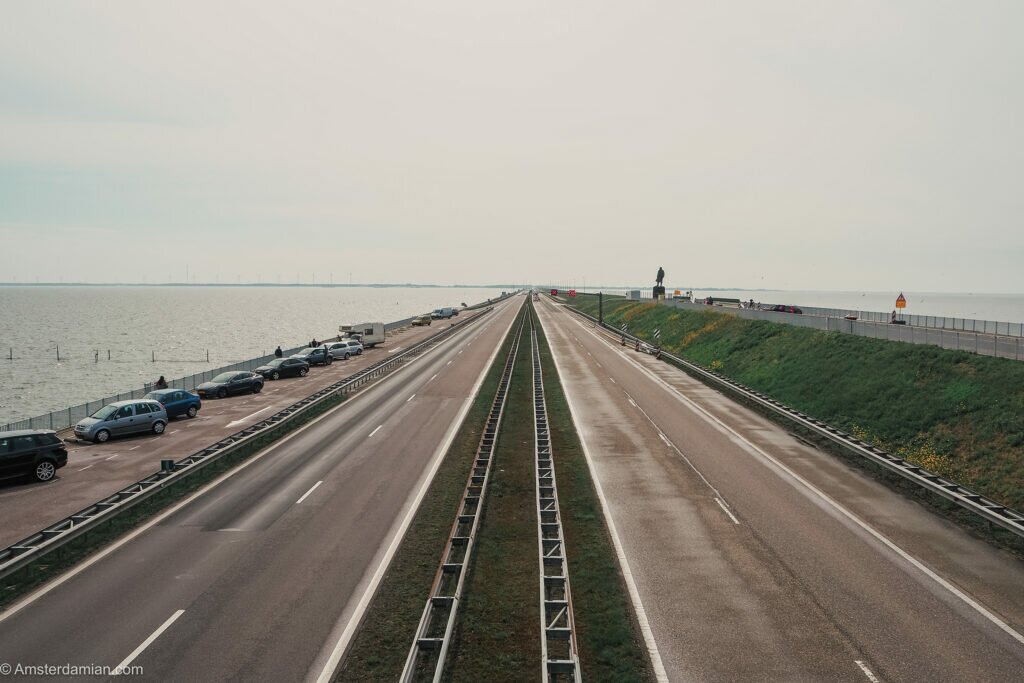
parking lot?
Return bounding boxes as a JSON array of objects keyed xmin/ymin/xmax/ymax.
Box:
[{"xmin": 0, "ymin": 313, "xmax": 483, "ymax": 547}]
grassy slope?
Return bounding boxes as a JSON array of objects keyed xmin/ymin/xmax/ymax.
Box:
[{"xmin": 572, "ymin": 294, "xmax": 1024, "ymax": 513}]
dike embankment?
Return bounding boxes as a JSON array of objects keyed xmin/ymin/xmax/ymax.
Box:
[{"xmin": 570, "ymin": 294, "xmax": 1024, "ymax": 515}]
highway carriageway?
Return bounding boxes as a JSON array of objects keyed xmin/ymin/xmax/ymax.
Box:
[
  {"xmin": 0, "ymin": 311, "xmax": 491, "ymax": 549},
  {"xmin": 0, "ymin": 295, "xmax": 524, "ymax": 681},
  {"xmin": 535, "ymin": 295, "xmax": 1024, "ymax": 682}
]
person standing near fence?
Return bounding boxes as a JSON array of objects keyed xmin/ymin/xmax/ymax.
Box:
[{"xmin": 274, "ymin": 346, "xmax": 283, "ymax": 358}]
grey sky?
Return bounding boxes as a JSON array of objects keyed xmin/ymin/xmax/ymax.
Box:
[{"xmin": 1, "ymin": 1, "xmax": 1022, "ymax": 291}]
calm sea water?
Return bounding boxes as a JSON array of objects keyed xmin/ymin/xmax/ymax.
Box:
[{"xmin": 0, "ymin": 286, "xmax": 506, "ymax": 425}]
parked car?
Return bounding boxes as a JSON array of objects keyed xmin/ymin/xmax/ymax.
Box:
[
  {"xmin": 144, "ymin": 388, "xmax": 202, "ymax": 419},
  {"xmin": 431, "ymin": 307, "xmax": 457, "ymax": 319},
  {"xmin": 411, "ymin": 315, "xmax": 432, "ymax": 326},
  {"xmin": 196, "ymin": 371, "xmax": 265, "ymax": 399},
  {"xmin": 291, "ymin": 347, "xmax": 333, "ymax": 366},
  {"xmin": 74, "ymin": 399, "xmax": 169, "ymax": 443},
  {"xmin": 256, "ymin": 357, "xmax": 310, "ymax": 380},
  {"xmin": 325, "ymin": 340, "xmax": 362, "ymax": 360},
  {"xmin": 0, "ymin": 429, "xmax": 68, "ymax": 482}
]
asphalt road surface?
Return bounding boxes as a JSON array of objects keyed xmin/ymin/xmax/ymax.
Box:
[
  {"xmin": 535, "ymin": 297, "xmax": 1024, "ymax": 682},
  {"xmin": 0, "ymin": 296, "xmax": 523, "ymax": 682},
  {"xmin": 0, "ymin": 311, "xmax": 486, "ymax": 549}
]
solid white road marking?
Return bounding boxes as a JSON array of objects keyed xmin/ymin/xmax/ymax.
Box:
[
  {"xmin": 296, "ymin": 481, "xmax": 323, "ymax": 505},
  {"xmin": 715, "ymin": 497, "xmax": 741, "ymax": 525},
  {"xmin": 368, "ymin": 425, "xmax": 382, "ymax": 438},
  {"xmin": 226, "ymin": 406, "xmax": 273, "ymax": 428},
  {"xmin": 627, "ymin": 398, "xmax": 637, "ymax": 407},
  {"xmin": 0, "ymin": 308, "xmax": 503, "ymax": 628},
  {"xmin": 855, "ymin": 660, "xmax": 880, "ymax": 683},
  {"xmin": 533, "ymin": 303, "xmax": 669, "ymax": 682},
  {"xmin": 115, "ymin": 609, "xmax": 185, "ymax": 673},
  {"xmin": 581, "ymin": 310, "xmax": 1024, "ymax": 647},
  {"xmin": 407, "ymin": 394, "xmax": 416, "ymax": 402},
  {"xmin": 313, "ymin": 299, "xmax": 521, "ymax": 683}
]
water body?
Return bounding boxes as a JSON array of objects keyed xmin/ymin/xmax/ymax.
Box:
[{"xmin": 0, "ymin": 285, "xmax": 505, "ymax": 425}]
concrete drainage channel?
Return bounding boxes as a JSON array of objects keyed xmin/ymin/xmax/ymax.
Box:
[
  {"xmin": 0, "ymin": 306, "xmax": 499, "ymax": 592},
  {"xmin": 556, "ymin": 297, "xmax": 1024, "ymax": 542}
]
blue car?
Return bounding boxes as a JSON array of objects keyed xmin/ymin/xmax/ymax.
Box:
[{"xmin": 143, "ymin": 389, "xmax": 202, "ymax": 419}]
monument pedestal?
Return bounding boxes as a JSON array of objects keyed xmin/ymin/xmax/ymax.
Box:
[{"xmin": 653, "ymin": 285, "xmax": 666, "ymax": 300}]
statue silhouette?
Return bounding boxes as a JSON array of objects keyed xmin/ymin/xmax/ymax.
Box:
[{"xmin": 656, "ymin": 266, "xmax": 665, "ymax": 287}]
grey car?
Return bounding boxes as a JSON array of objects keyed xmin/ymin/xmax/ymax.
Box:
[
  {"xmin": 324, "ymin": 340, "xmax": 363, "ymax": 360},
  {"xmin": 74, "ymin": 399, "xmax": 169, "ymax": 443}
]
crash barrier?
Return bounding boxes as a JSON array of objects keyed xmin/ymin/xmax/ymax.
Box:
[
  {"xmin": 0, "ymin": 306, "xmax": 499, "ymax": 583},
  {"xmin": 550, "ymin": 296, "xmax": 1024, "ymax": 540}
]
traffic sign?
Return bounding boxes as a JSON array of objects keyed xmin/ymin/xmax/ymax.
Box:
[
  {"xmin": 569, "ymin": 289, "xmax": 576, "ymax": 298},
  {"xmin": 653, "ymin": 328, "xmax": 661, "ymax": 339},
  {"xmin": 895, "ymin": 293, "xmax": 907, "ymax": 309},
  {"xmin": 551, "ymin": 289, "xmax": 558, "ymax": 296}
]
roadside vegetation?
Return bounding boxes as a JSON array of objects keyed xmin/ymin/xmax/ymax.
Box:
[{"xmin": 569, "ymin": 294, "xmax": 1024, "ymax": 519}]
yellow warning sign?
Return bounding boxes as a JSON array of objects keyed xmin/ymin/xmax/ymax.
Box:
[{"xmin": 895, "ymin": 293, "xmax": 907, "ymax": 309}]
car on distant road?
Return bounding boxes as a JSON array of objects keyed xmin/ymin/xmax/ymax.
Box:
[
  {"xmin": 196, "ymin": 371, "xmax": 265, "ymax": 399},
  {"xmin": 431, "ymin": 307, "xmax": 457, "ymax": 319},
  {"xmin": 290, "ymin": 347, "xmax": 333, "ymax": 366},
  {"xmin": 411, "ymin": 315, "xmax": 432, "ymax": 326},
  {"xmin": 144, "ymin": 388, "xmax": 202, "ymax": 419},
  {"xmin": 74, "ymin": 399, "xmax": 169, "ymax": 443},
  {"xmin": 771, "ymin": 305, "xmax": 804, "ymax": 314},
  {"xmin": 0, "ymin": 429, "xmax": 68, "ymax": 482},
  {"xmin": 325, "ymin": 340, "xmax": 362, "ymax": 359},
  {"xmin": 255, "ymin": 358, "xmax": 310, "ymax": 380}
]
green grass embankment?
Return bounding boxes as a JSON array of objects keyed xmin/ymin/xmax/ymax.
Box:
[{"xmin": 569, "ymin": 294, "xmax": 1024, "ymax": 518}]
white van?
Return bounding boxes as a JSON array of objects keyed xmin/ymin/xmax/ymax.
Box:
[{"xmin": 339, "ymin": 322, "xmax": 385, "ymax": 348}]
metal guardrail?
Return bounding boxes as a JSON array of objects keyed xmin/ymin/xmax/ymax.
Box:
[
  {"xmin": 551, "ymin": 296, "xmax": 1024, "ymax": 540},
  {"xmin": 529, "ymin": 308, "xmax": 582, "ymax": 682},
  {"xmin": 0, "ymin": 307, "xmax": 498, "ymax": 582},
  {"xmin": 401, "ymin": 303, "xmax": 527, "ymax": 683}
]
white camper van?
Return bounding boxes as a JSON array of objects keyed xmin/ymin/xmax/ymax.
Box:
[{"xmin": 339, "ymin": 322, "xmax": 385, "ymax": 348}]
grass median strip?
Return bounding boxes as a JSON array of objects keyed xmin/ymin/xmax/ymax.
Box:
[
  {"xmin": 336, "ymin": 303, "xmax": 526, "ymax": 681},
  {"xmin": 444, "ymin": 321, "xmax": 540, "ymax": 681},
  {"xmin": 339, "ymin": 299, "xmax": 654, "ymax": 681}
]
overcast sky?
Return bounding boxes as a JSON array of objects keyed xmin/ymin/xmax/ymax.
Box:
[{"xmin": 1, "ymin": 2, "xmax": 1022, "ymax": 291}]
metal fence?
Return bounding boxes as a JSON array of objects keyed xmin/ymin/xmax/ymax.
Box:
[
  {"xmin": 794, "ymin": 305, "xmax": 1023, "ymax": 337},
  {"xmin": 667, "ymin": 301, "xmax": 1024, "ymax": 361},
  {"xmin": 1, "ymin": 316, "xmax": 422, "ymax": 434}
]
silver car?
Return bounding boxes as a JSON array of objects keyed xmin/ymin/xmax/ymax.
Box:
[
  {"xmin": 324, "ymin": 340, "xmax": 363, "ymax": 360},
  {"xmin": 74, "ymin": 399, "xmax": 169, "ymax": 443}
]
